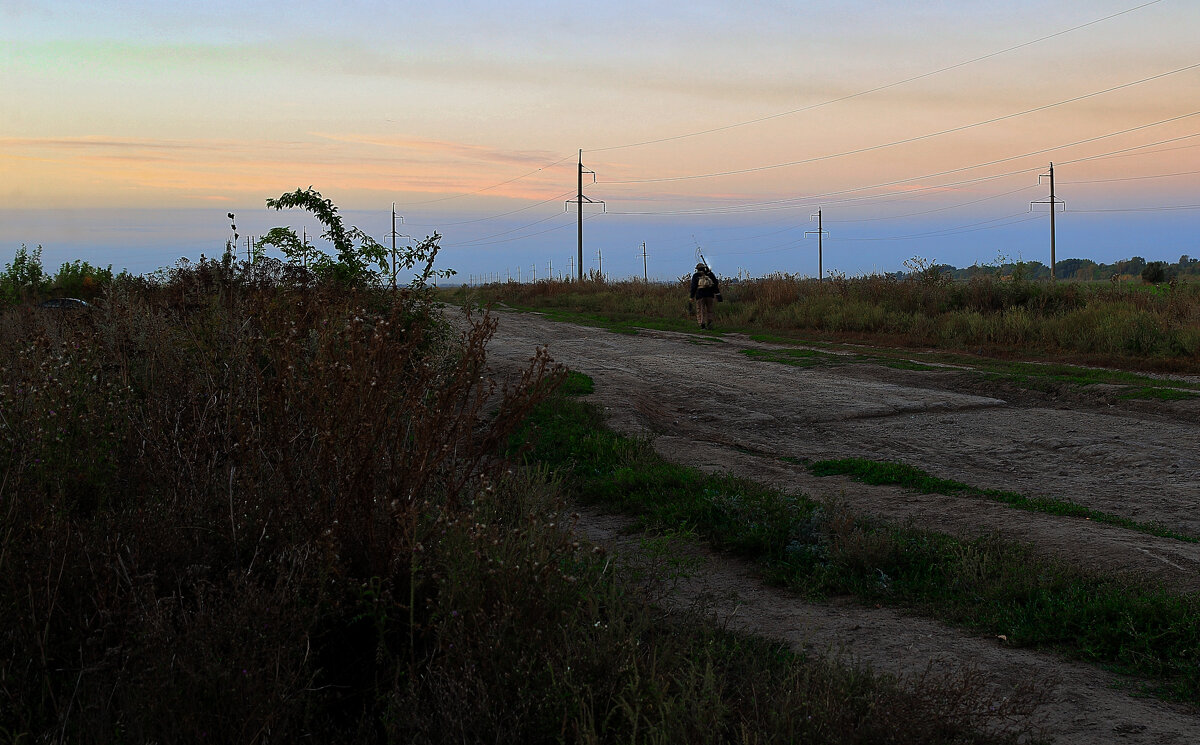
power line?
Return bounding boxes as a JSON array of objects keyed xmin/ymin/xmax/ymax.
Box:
[
  {"xmin": 442, "ymin": 213, "xmax": 603, "ymax": 249},
  {"xmin": 826, "ymin": 184, "xmax": 1042, "ymax": 224},
  {"xmin": 1072, "ymin": 204, "xmax": 1200, "ymax": 213},
  {"xmin": 1060, "ymin": 169, "xmax": 1200, "ymax": 184},
  {"xmin": 586, "ymin": 0, "xmax": 1166, "ymax": 153},
  {"xmin": 447, "ymin": 212, "xmax": 569, "ymax": 247},
  {"xmin": 600, "ymin": 62, "xmax": 1200, "ymax": 185},
  {"xmin": 405, "ymin": 189, "xmax": 576, "ymax": 227},
  {"xmin": 833, "ymin": 213, "xmax": 1042, "ymax": 242},
  {"xmin": 605, "ymin": 114, "xmax": 1200, "ymax": 217},
  {"xmin": 396, "ymin": 152, "xmax": 576, "ymax": 207}
]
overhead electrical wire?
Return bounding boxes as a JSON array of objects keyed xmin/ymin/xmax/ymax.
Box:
[
  {"xmin": 600, "ymin": 62, "xmax": 1200, "ymax": 185},
  {"xmin": 587, "ymin": 0, "xmax": 1166, "ymax": 153},
  {"xmin": 1072, "ymin": 204, "xmax": 1200, "ymax": 213},
  {"xmin": 826, "ymin": 185, "xmax": 1042, "ymax": 223},
  {"xmin": 832, "ymin": 213, "xmax": 1043, "ymax": 242},
  {"xmin": 446, "ymin": 211, "xmax": 568, "ymax": 247},
  {"xmin": 1061, "ymin": 169, "xmax": 1200, "ymax": 184},
  {"xmin": 406, "ymin": 189, "xmax": 576, "ymax": 227},
  {"xmin": 396, "ymin": 152, "xmax": 576, "ymax": 207},
  {"xmin": 443, "ymin": 213, "xmax": 602, "ymax": 249},
  {"xmin": 605, "ymin": 114, "xmax": 1200, "ymax": 217},
  {"xmin": 418, "ymin": 1, "xmax": 1187, "ymax": 273}
]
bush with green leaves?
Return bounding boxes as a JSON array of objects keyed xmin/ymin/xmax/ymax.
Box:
[
  {"xmin": 1, "ymin": 244, "xmax": 50, "ymax": 305},
  {"xmin": 258, "ymin": 187, "xmax": 453, "ymax": 289}
]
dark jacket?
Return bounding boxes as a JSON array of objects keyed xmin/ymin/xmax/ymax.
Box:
[{"xmin": 689, "ymin": 268, "xmax": 721, "ymax": 300}]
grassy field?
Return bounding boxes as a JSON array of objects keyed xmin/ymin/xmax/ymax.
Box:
[
  {"xmin": 1, "ymin": 261, "xmax": 1045, "ymax": 743},
  {"xmin": 443, "ymin": 272, "xmax": 1200, "ymax": 375}
]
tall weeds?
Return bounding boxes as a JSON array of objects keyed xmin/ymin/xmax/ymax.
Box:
[
  {"xmin": 2, "ymin": 260, "xmax": 1043, "ymax": 742},
  {"xmin": 456, "ymin": 273, "xmax": 1200, "ymax": 371},
  {"xmin": 0, "ymin": 259, "xmax": 558, "ymax": 741}
]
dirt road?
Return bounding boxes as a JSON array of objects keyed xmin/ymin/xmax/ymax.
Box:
[{"xmin": 476, "ymin": 307, "xmax": 1200, "ymax": 745}]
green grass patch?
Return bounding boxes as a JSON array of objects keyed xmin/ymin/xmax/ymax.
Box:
[
  {"xmin": 743, "ymin": 338, "xmax": 1199, "ymax": 400},
  {"xmin": 741, "ymin": 348, "xmax": 845, "ymax": 368},
  {"xmin": 516, "ymin": 374, "xmax": 1200, "ymax": 702},
  {"xmin": 1118, "ymin": 386, "xmax": 1200, "ymax": 401},
  {"xmin": 808, "ymin": 458, "xmax": 1197, "ymax": 543}
]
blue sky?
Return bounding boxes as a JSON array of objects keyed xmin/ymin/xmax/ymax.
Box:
[{"xmin": 2, "ymin": 0, "xmax": 1198, "ymax": 279}]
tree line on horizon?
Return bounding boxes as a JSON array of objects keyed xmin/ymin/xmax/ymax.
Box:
[
  {"xmin": 900, "ymin": 253, "xmax": 1200, "ymax": 283},
  {"xmin": 4, "ymin": 244, "xmax": 1200, "ymax": 306}
]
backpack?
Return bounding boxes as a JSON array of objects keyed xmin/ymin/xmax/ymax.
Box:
[{"xmin": 697, "ymin": 273, "xmax": 714, "ymax": 290}]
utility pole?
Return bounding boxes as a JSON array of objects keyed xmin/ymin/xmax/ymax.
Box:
[
  {"xmin": 641, "ymin": 242, "xmax": 648, "ymax": 282},
  {"xmin": 1031, "ymin": 163, "xmax": 1065, "ymax": 281},
  {"xmin": 806, "ymin": 210, "xmax": 829, "ymax": 281},
  {"xmin": 567, "ymin": 256, "xmax": 574, "ymax": 281},
  {"xmin": 566, "ymin": 149, "xmax": 604, "ymax": 281},
  {"xmin": 518, "ymin": 265, "xmax": 522, "ymax": 283},
  {"xmin": 531, "ymin": 264, "xmax": 536, "ymax": 282},
  {"xmin": 548, "ymin": 258, "xmax": 553, "ymax": 280},
  {"xmin": 596, "ymin": 245, "xmax": 603, "ymax": 280},
  {"xmin": 387, "ymin": 204, "xmax": 407, "ymax": 289}
]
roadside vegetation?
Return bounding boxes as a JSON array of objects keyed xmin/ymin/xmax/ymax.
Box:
[
  {"xmin": 513, "ymin": 374, "xmax": 1200, "ymax": 703},
  {"xmin": 445, "ymin": 266, "xmax": 1200, "ymax": 374},
  {"xmin": 2, "ymin": 213, "xmax": 1047, "ymax": 740}
]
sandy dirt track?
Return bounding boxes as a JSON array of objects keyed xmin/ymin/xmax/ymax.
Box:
[{"xmin": 475, "ymin": 307, "xmax": 1200, "ymax": 745}]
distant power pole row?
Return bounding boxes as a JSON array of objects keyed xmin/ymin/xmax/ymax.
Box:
[{"xmin": 458, "ymin": 160, "xmax": 1066, "ymax": 285}]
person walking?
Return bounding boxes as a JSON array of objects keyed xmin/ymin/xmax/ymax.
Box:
[{"xmin": 689, "ymin": 262, "xmax": 722, "ymax": 329}]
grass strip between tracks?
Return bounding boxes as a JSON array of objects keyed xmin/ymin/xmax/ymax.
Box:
[
  {"xmin": 807, "ymin": 458, "xmax": 1199, "ymax": 543},
  {"xmin": 515, "ymin": 371, "xmax": 1200, "ymax": 703}
]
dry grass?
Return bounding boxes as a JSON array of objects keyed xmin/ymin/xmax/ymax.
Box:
[
  {"xmin": 451, "ymin": 272, "xmax": 1200, "ymax": 372},
  {"xmin": 2, "ymin": 259, "xmax": 1046, "ymax": 743}
]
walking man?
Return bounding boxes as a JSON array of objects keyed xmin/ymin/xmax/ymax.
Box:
[{"xmin": 689, "ymin": 262, "xmax": 722, "ymax": 329}]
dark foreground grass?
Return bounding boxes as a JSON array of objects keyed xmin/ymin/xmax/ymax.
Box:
[
  {"xmin": 808, "ymin": 458, "xmax": 1198, "ymax": 543},
  {"xmin": 1, "ymin": 267, "xmax": 1039, "ymax": 744},
  {"xmin": 515, "ymin": 374, "xmax": 1200, "ymax": 703}
]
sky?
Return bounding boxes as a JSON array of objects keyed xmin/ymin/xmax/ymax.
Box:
[{"xmin": 2, "ymin": 0, "xmax": 1198, "ymax": 281}]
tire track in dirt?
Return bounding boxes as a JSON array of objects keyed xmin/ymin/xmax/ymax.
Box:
[{"xmin": 474, "ymin": 307, "xmax": 1200, "ymax": 744}]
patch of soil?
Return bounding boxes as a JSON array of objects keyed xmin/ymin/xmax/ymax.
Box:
[{"xmin": 475, "ymin": 308, "xmax": 1200, "ymax": 745}]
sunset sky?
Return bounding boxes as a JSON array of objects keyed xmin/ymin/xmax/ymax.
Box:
[{"xmin": 3, "ymin": 0, "xmax": 1198, "ymax": 280}]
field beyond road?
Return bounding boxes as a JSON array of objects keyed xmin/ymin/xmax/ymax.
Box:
[{"xmin": 478, "ymin": 304, "xmax": 1200, "ymax": 745}]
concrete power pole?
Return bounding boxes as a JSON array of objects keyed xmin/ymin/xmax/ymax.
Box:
[
  {"xmin": 566, "ymin": 150, "xmax": 603, "ymax": 281},
  {"xmin": 641, "ymin": 242, "xmax": 648, "ymax": 282},
  {"xmin": 1031, "ymin": 163, "xmax": 1065, "ymax": 281},
  {"xmin": 806, "ymin": 210, "xmax": 829, "ymax": 281}
]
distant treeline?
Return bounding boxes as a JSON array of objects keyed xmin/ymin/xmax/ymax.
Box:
[{"xmin": 901, "ymin": 254, "xmax": 1200, "ymax": 283}]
